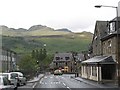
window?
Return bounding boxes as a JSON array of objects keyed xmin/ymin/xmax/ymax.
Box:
[
  {"xmin": 65, "ymin": 57, "xmax": 69, "ymax": 60},
  {"xmin": 65, "ymin": 62, "xmax": 67, "ymax": 66},
  {"xmin": 56, "ymin": 63, "xmax": 58, "ymax": 66},
  {"xmin": 56, "ymin": 57, "xmax": 60, "ymax": 60},
  {"xmin": 11, "ymin": 73, "xmax": 18, "ymax": 79},
  {"xmin": 92, "ymin": 66, "xmax": 97, "ymax": 76},
  {"xmin": 108, "ymin": 40, "xmax": 112, "ymax": 54},
  {"xmin": 109, "ymin": 22, "xmax": 116, "ymax": 33}
]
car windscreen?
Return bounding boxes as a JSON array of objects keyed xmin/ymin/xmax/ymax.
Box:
[{"xmin": 11, "ymin": 73, "xmax": 18, "ymax": 79}]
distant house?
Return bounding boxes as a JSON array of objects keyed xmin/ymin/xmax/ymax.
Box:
[
  {"xmin": 0, "ymin": 47, "xmax": 17, "ymax": 72},
  {"xmin": 53, "ymin": 52, "xmax": 75, "ymax": 73},
  {"xmin": 81, "ymin": 17, "xmax": 120, "ymax": 83}
]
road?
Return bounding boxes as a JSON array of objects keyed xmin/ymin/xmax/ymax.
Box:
[{"xmin": 34, "ymin": 74, "xmax": 97, "ymax": 89}]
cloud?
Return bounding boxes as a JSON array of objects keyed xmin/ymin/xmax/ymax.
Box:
[{"xmin": 0, "ymin": 0, "xmax": 119, "ymax": 32}]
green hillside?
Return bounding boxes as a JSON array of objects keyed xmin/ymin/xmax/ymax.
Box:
[
  {"xmin": 1, "ymin": 25, "xmax": 93, "ymax": 55},
  {"xmin": 2, "ymin": 34, "xmax": 92, "ymax": 55}
]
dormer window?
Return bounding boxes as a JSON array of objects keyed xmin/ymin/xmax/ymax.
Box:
[
  {"xmin": 56, "ymin": 57, "xmax": 60, "ymax": 60},
  {"xmin": 65, "ymin": 57, "xmax": 69, "ymax": 60},
  {"xmin": 109, "ymin": 22, "xmax": 116, "ymax": 34}
]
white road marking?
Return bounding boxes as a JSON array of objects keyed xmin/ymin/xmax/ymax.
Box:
[
  {"xmin": 44, "ymin": 76, "xmax": 47, "ymax": 78},
  {"xmin": 32, "ymin": 82, "xmax": 37, "ymax": 88},
  {"xmin": 62, "ymin": 82, "xmax": 71, "ymax": 90},
  {"xmin": 62, "ymin": 82, "xmax": 66, "ymax": 86},
  {"xmin": 50, "ymin": 77, "xmax": 53, "ymax": 78},
  {"xmin": 67, "ymin": 86, "xmax": 71, "ymax": 90}
]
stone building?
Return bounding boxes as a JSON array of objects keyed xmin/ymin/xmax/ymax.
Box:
[
  {"xmin": 81, "ymin": 17, "xmax": 120, "ymax": 83},
  {"xmin": 0, "ymin": 47, "xmax": 17, "ymax": 72},
  {"xmin": 53, "ymin": 52, "xmax": 75, "ymax": 73}
]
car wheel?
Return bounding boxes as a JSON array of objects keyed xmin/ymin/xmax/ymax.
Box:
[{"xmin": 17, "ymin": 83, "xmax": 20, "ymax": 86}]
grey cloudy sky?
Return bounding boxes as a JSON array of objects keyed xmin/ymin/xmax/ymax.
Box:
[{"xmin": 0, "ymin": 0, "xmax": 120, "ymax": 33}]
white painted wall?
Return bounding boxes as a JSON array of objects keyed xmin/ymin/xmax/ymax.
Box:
[
  {"xmin": 118, "ymin": 1, "xmax": 120, "ymax": 17},
  {"xmin": 81, "ymin": 65, "xmax": 101, "ymax": 81}
]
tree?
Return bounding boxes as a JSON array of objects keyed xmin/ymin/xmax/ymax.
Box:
[
  {"xmin": 32, "ymin": 50, "xmax": 35, "ymax": 58},
  {"xmin": 18, "ymin": 54, "xmax": 38, "ymax": 79}
]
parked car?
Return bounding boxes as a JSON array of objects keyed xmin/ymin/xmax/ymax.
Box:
[
  {"xmin": 0, "ymin": 73, "xmax": 17, "ymax": 88},
  {"xmin": 54, "ymin": 70, "xmax": 63, "ymax": 75},
  {"xmin": 10, "ymin": 72, "xmax": 27, "ymax": 86},
  {"xmin": 0, "ymin": 75, "xmax": 15, "ymax": 90}
]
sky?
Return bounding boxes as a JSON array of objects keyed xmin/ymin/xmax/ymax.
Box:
[{"xmin": 0, "ymin": 0, "xmax": 120, "ymax": 33}]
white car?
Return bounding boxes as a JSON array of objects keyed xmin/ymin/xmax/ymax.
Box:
[
  {"xmin": 0, "ymin": 73, "xmax": 17, "ymax": 88},
  {"xmin": 10, "ymin": 72, "xmax": 27, "ymax": 86},
  {"xmin": 0, "ymin": 75, "xmax": 15, "ymax": 90},
  {"xmin": 54, "ymin": 70, "xmax": 63, "ymax": 75}
]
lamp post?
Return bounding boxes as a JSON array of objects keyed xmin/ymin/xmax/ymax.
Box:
[{"xmin": 95, "ymin": 4, "xmax": 120, "ymax": 86}]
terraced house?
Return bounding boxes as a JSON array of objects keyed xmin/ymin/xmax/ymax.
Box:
[
  {"xmin": 81, "ymin": 17, "xmax": 120, "ymax": 84},
  {"xmin": 0, "ymin": 47, "xmax": 17, "ymax": 72}
]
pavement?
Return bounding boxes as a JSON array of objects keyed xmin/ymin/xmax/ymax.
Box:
[
  {"xmin": 72, "ymin": 76, "xmax": 118, "ymax": 88},
  {"xmin": 18, "ymin": 74, "xmax": 44, "ymax": 89},
  {"xmin": 28, "ymin": 74, "xmax": 45, "ymax": 88},
  {"xmin": 27, "ymin": 74, "xmax": 44, "ymax": 83}
]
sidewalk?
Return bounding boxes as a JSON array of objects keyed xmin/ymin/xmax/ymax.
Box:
[
  {"xmin": 72, "ymin": 76, "xmax": 118, "ymax": 88},
  {"xmin": 27, "ymin": 74, "xmax": 44, "ymax": 88},
  {"xmin": 27, "ymin": 74, "xmax": 44, "ymax": 83}
]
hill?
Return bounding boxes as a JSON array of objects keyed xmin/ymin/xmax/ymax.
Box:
[
  {"xmin": 1, "ymin": 25, "xmax": 93, "ymax": 55},
  {"xmin": 0, "ymin": 25, "xmax": 73, "ymax": 36}
]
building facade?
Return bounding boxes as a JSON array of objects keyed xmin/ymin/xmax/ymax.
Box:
[
  {"xmin": 0, "ymin": 47, "xmax": 17, "ymax": 72},
  {"xmin": 81, "ymin": 17, "xmax": 120, "ymax": 83},
  {"xmin": 53, "ymin": 52, "xmax": 75, "ymax": 73}
]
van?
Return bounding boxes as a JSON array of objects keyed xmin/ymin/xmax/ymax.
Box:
[
  {"xmin": 0, "ymin": 73, "xmax": 17, "ymax": 88},
  {"xmin": 10, "ymin": 72, "xmax": 27, "ymax": 86}
]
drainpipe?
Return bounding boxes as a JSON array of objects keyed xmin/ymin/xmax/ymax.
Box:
[
  {"xmin": 97, "ymin": 62, "xmax": 100, "ymax": 84},
  {"xmin": 6, "ymin": 50, "xmax": 9, "ymax": 73}
]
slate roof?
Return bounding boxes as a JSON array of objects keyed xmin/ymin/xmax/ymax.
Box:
[
  {"xmin": 76, "ymin": 53, "xmax": 85, "ymax": 62},
  {"xmin": 94, "ymin": 21, "xmax": 108, "ymax": 39},
  {"xmin": 82, "ymin": 56, "xmax": 116, "ymax": 64},
  {"xmin": 53, "ymin": 52, "xmax": 73, "ymax": 62}
]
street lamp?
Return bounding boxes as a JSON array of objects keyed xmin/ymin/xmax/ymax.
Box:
[
  {"xmin": 95, "ymin": 4, "xmax": 120, "ymax": 86},
  {"xmin": 95, "ymin": 5, "xmax": 117, "ymax": 8}
]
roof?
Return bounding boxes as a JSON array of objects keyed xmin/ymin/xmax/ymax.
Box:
[
  {"xmin": 101, "ymin": 28, "xmax": 120, "ymax": 41},
  {"xmin": 94, "ymin": 21, "xmax": 108, "ymax": 38},
  {"xmin": 53, "ymin": 52, "xmax": 73, "ymax": 62},
  {"xmin": 76, "ymin": 53, "xmax": 85, "ymax": 62},
  {"xmin": 81, "ymin": 56, "xmax": 116, "ymax": 64},
  {"xmin": 92, "ymin": 21, "xmax": 108, "ymax": 45}
]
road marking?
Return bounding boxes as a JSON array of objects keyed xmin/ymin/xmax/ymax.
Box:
[
  {"xmin": 44, "ymin": 76, "xmax": 47, "ymax": 78},
  {"xmin": 50, "ymin": 77, "xmax": 53, "ymax": 78},
  {"xmin": 32, "ymin": 82, "xmax": 37, "ymax": 88},
  {"xmin": 67, "ymin": 86, "xmax": 71, "ymax": 90},
  {"xmin": 62, "ymin": 82, "xmax": 66, "ymax": 86},
  {"xmin": 62, "ymin": 82, "xmax": 71, "ymax": 90}
]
